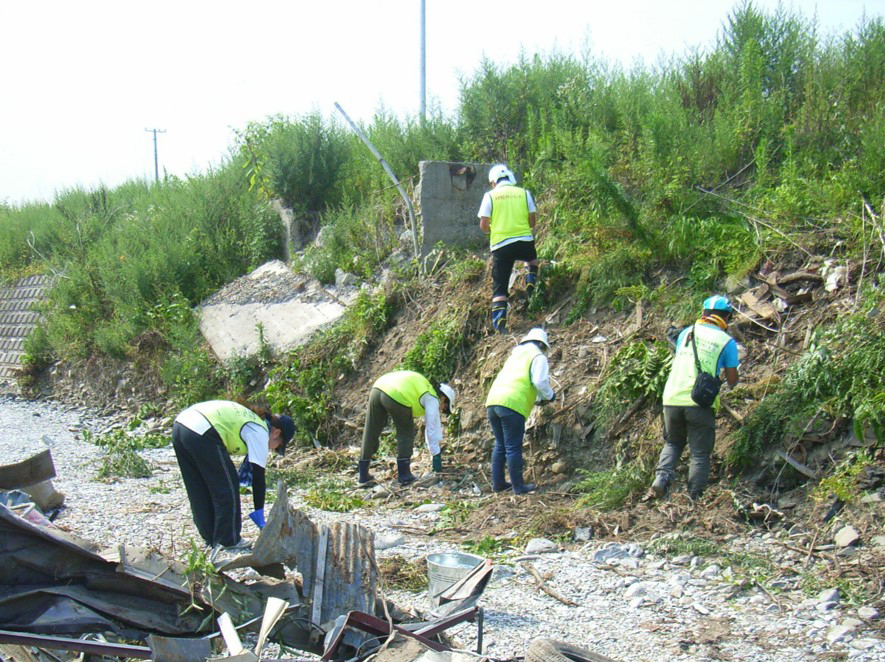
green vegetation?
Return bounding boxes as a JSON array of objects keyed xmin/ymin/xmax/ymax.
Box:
[
  {"xmin": 574, "ymin": 460, "xmax": 654, "ymax": 511},
  {"xmin": 377, "ymin": 555, "xmax": 429, "ymax": 592},
  {"xmin": 648, "ymin": 534, "xmax": 725, "ymax": 558},
  {"xmin": 728, "ymin": 288, "xmax": 885, "ymax": 469},
  {"xmin": 84, "ymin": 428, "xmax": 161, "ymax": 482},
  {"xmin": 463, "ymin": 535, "xmax": 508, "ymax": 558},
  {"xmin": 812, "ymin": 449, "xmax": 875, "ymax": 503},
  {"xmin": 303, "ymin": 479, "xmax": 366, "ymax": 512},
  {"xmin": 592, "ymin": 340, "xmax": 671, "ymax": 433},
  {"xmin": 433, "ymin": 500, "xmax": 477, "ymax": 533},
  {"xmin": 400, "ymin": 308, "xmax": 473, "ymax": 387},
  {"xmin": 1, "ymin": 4, "xmax": 883, "ymax": 498},
  {"xmin": 265, "ymin": 290, "xmax": 393, "ymax": 446}
]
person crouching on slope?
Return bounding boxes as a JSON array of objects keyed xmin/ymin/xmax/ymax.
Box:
[
  {"xmin": 649, "ymin": 295, "xmax": 740, "ymax": 500},
  {"xmin": 358, "ymin": 371, "xmax": 456, "ymax": 487},
  {"xmin": 172, "ymin": 400, "xmax": 294, "ymax": 550},
  {"xmin": 486, "ymin": 328, "xmax": 556, "ymax": 494}
]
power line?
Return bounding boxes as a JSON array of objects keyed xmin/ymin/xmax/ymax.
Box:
[{"xmin": 144, "ymin": 128, "xmax": 166, "ymax": 182}]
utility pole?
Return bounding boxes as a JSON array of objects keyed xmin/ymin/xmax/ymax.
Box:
[
  {"xmin": 419, "ymin": 0, "xmax": 426, "ymax": 122},
  {"xmin": 144, "ymin": 128, "xmax": 166, "ymax": 182}
]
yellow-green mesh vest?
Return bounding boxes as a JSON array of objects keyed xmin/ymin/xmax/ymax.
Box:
[
  {"xmin": 485, "ymin": 344, "xmax": 539, "ymax": 418},
  {"xmin": 663, "ymin": 323, "xmax": 732, "ymax": 408},
  {"xmin": 489, "ymin": 185, "xmax": 532, "ymax": 247},
  {"xmin": 192, "ymin": 400, "xmax": 267, "ymax": 455},
  {"xmin": 374, "ymin": 371, "xmax": 434, "ymax": 417}
]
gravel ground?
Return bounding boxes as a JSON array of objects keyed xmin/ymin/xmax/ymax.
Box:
[{"xmin": 2, "ymin": 394, "xmax": 883, "ymax": 662}]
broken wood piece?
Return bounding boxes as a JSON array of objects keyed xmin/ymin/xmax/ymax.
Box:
[
  {"xmin": 776, "ymin": 271, "xmax": 823, "ymax": 286},
  {"xmin": 0, "ymin": 450, "xmax": 56, "ymax": 490},
  {"xmin": 738, "ymin": 290, "xmax": 780, "ymax": 321},
  {"xmin": 720, "ymin": 401, "xmax": 744, "ymax": 424},
  {"xmin": 520, "ymin": 562, "xmax": 577, "ymax": 606},
  {"xmin": 775, "ymin": 450, "xmax": 818, "ymax": 479}
]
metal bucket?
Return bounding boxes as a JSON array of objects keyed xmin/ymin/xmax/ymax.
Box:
[{"xmin": 426, "ymin": 552, "xmax": 484, "ymax": 608}]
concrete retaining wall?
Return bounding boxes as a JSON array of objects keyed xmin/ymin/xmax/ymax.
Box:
[{"xmin": 417, "ymin": 161, "xmax": 494, "ymax": 256}]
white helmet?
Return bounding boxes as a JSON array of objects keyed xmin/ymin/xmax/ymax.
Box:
[
  {"xmin": 438, "ymin": 383, "xmax": 456, "ymax": 407},
  {"xmin": 520, "ymin": 327, "xmax": 549, "ymax": 349},
  {"xmin": 488, "ymin": 164, "xmax": 516, "ymax": 185}
]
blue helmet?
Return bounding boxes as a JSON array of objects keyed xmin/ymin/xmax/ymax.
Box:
[{"xmin": 703, "ymin": 295, "xmax": 732, "ymax": 313}]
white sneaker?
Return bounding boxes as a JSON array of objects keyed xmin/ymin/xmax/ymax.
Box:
[{"xmin": 223, "ymin": 538, "xmax": 252, "ymax": 552}]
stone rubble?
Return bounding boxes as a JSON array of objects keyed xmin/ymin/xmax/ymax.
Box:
[{"xmin": 0, "ymin": 394, "xmax": 883, "ymax": 661}]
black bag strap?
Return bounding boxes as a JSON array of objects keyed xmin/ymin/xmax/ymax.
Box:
[{"xmin": 689, "ymin": 324, "xmax": 707, "ymax": 376}]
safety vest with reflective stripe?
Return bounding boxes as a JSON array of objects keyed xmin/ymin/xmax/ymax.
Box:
[
  {"xmin": 663, "ymin": 323, "xmax": 732, "ymax": 408},
  {"xmin": 374, "ymin": 371, "xmax": 434, "ymax": 418},
  {"xmin": 485, "ymin": 344, "xmax": 539, "ymax": 418},
  {"xmin": 489, "ymin": 185, "xmax": 532, "ymax": 247},
  {"xmin": 191, "ymin": 401, "xmax": 267, "ymax": 455}
]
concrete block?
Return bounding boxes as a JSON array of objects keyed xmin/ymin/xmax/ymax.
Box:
[{"xmin": 417, "ymin": 161, "xmax": 495, "ymax": 256}]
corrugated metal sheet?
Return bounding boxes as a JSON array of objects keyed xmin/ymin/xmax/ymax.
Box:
[{"xmin": 221, "ymin": 482, "xmax": 378, "ymax": 626}]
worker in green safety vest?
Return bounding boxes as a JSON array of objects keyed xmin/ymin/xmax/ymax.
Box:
[
  {"xmin": 485, "ymin": 328, "xmax": 556, "ymax": 494},
  {"xmin": 478, "ymin": 163, "xmax": 539, "ymax": 334},
  {"xmin": 358, "ymin": 371, "xmax": 456, "ymax": 487},
  {"xmin": 648, "ymin": 295, "xmax": 740, "ymax": 500},
  {"xmin": 172, "ymin": 400, "xmax": 294, "ymax": 550}
]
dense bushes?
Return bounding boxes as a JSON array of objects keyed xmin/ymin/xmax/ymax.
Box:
[{"xmin": 1, "ymin": 3, "xmax": 883, "ymax": 441}]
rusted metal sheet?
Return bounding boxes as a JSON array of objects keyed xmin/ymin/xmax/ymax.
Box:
[
  {"xmin": 0, "ymin": 502, "xmax": 301, "ymax": 640},
  {"xmin": 219, "ymin": 482, "xmax": 378, "ymax": 626},
  {"xmin": 0, "ymin": 629, "xmax": 152, "ymax": 659}
]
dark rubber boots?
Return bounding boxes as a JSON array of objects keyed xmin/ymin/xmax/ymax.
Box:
[{"xmin": 396, "ymin": 458, "xmax": 415, "ymax": 485}]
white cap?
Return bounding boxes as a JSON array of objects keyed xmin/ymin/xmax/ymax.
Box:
[
  {"xmin": 519, "ymin": 327, "xmax": 550, "ymax": 348},
  {"xmin": 438, "ymin": 383, "xmax": 456, "ymax": 407},
  {"xmin": 488, "ymin": 164, "xmax": 516, "ymax": 185}
]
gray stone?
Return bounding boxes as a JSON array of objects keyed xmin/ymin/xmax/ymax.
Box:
[
  {"xmin": 334, "ymin": 268, "xmax": 359, "ymax": 288},
  {"xmin": 857, "ymin": 607, "xmax": 880, "ymax": 620},
  {"xmin": 374, "ymin": 533, "xmax": 404, "ymax": 550},
  {"xmin": 692, "ymin": 602, "xmax": 711, "ymax": 615},
  {"xmin": 414, "ymin": 503, "xmax": 445, "ymax": 512},
  {"xmin": 574, "ymin": 527, "xmax": 593, "ymax": 542},
  {"xmin": 619, "ymin": 558, "xmax": 640, "ymax": 570},
  {"xmin": 871, "ymin": 535, "xmax": 885, "ymax": 547},
  {"xmin": 826, "ymin": 624, "xmax": 855, "ymax": 644},
  {"xmin": 672, "ymin": 554, "xmax": 692, "ymax": 565},
  {"xmin": 624, "ymin": 583, "xmax": 647, "ymax": 599},
  {"xmin": 817, "ymin": 601, "xmax": 839, "ymax": 613},
  {"xmin": 850, "ymin": 638, "xmax": 879, "ymax": 651},
  {"xmin": 818, "ymin": 588, "xmax": 840, "ymax": 604},
  {"xmin": 524, "ymin": 538, "xmax": 558, "ymax": 554},
  {"xmin": 834, "ymin": 525, "xmax": 860, "ymax": 547},
  {"xmin": 860, "ymin": 491, "xmax": 882, "ymax": 503},
  {"xmin": 593, "ymin": 544, "xmax": 630, "ymax": 563},
  {"xmin": 629, "ymin": 596, "xmax": 645, "ymax": 609},
  {"xmin": 700, "ymin": 564, "xmax": 721, "ymax": 579}
]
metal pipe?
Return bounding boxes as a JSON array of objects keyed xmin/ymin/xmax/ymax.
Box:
[
  {"xmin": 334, "ymin": 102, "xmax": 421, "ymax": 269},
  {"xmin": 0, "ymin": 630, "xmax": 152, "ymax": 659},
  {"xmin": 420, "ymin": 0, "xmax": 426, "ymax": 122}
]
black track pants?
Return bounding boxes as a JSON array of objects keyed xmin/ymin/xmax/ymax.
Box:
[{"xmin": 172, "ymin": 422, "xmax": 242, "ymax": 547}]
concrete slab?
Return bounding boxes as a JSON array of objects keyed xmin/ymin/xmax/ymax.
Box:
[
  {"xmin": 198, "ymin": 260, "xmax": 355, "ymax": 362},
  {"xmin": 417, "ymin": 161, "xmax": 494, "ymax": 256}
]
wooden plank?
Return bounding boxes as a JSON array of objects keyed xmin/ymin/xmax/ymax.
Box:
[
  {"xmin": 310, "ymin": 525, "xmax": 329, "ymax": 626},
  {"xmin": 775, "ymin": 450, "xmax": 818, "ymax": 479},
  {"xmin": 0, "ymin": 449, "xmax": 56, "ymax": 489}
]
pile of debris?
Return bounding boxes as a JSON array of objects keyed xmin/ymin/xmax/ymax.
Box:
[{"xmin": 0, "ymin": 451, "xmax": 495, "ymax": 662}]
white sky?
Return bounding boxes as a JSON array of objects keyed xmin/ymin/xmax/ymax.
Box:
[{"xmin": 1, "ymin": 0, "xmax": 880, "ymax": 206}]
